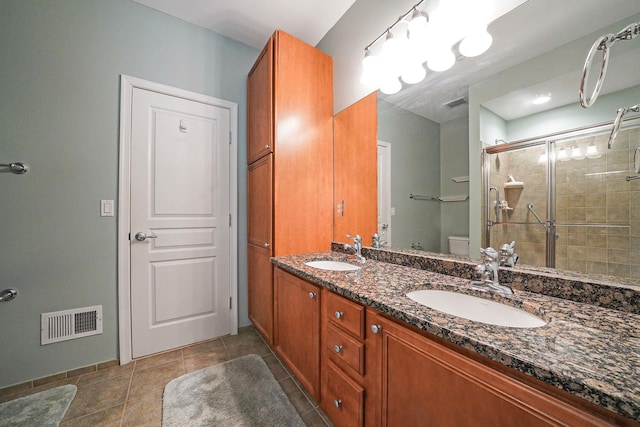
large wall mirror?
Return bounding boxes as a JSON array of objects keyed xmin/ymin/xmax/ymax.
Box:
[{"xmin": 322, "ymin": 0, "xmax": 640, "ymax": 285}]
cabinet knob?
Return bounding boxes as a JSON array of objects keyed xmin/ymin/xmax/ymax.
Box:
[
  {"xmin": 264, "ymin": 144, "xmax": 271, "ymax": 149},
  {"xmin": 308, "ymin": 292, "xmax": 317, "ymax": 299},
  {"xmin": 371, "ymin": 324, "xmax": 382, "ymax": 334},
  {"xmin": 334, "ymin": 311, "xmax": 344, "ymax": 319},
  {"xmin": 263, "ymin": 242, "xmax": 270, "ymax": 248},
  {"xmin": 333, "ymin": 399, "xmax": 342, "ymax": 408},
  {"xmin": 334, "ymin": 344, "xmax": 343, "ymax": 353}
]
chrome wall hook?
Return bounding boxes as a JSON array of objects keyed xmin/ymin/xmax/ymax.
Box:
[
  {"xmin": 0, "ymin": 289, "xmax": 18, "ymax": 302},
  {"xmin": 1, "ymin": 162, "xmax": 29, "ymax": 174}
]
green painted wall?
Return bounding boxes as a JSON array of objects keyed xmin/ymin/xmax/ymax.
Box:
[
  {"xmin": 0, "ymin": 0, "xmax": 258, "ymax": 387},
  {"xmin": 440, "ymin": 117, "xmax": 470, "ymax": 252},
  {"xmin": 378, "ymin": 99, "xmax": 441, "ymax": 251}
]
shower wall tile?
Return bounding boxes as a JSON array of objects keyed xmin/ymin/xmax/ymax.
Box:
[
  {"xmin": 608, "ymin": 235, "xmax": 630, "ymax": 250},
  {"xmin": 587, "ymin": 194, "xmax": 606, "ymax": 206},
  {"xmin": 587, "ymin": 208, "xmax": 606, "ymax": 222},
  {"xmin": 587, "ymin": 261, "xmax": 608, "ymax": 275}
]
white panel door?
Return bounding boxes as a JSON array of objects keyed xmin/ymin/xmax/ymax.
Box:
[{"xmin": 130, "ymin": 88, "xmax": 230, "ymax": 358}]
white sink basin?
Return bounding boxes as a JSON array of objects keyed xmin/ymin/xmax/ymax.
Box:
[
  {"xmin": 406, "ymin": 290, "xmax": 546, "ymax": 328},
  {"xmin": 304, "ymin": 260, "xmax": 361, "ymax": 271}
]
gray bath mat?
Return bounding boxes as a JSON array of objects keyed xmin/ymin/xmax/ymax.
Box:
[
  {"xmin": 0, "ymin": 384, "xmax": 77, "ymax": 427},
  {"xmin": 162, "ymin": 354, "xmax": 304, "ymax": 426}
]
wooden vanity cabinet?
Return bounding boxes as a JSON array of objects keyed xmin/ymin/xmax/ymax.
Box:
[
  {"xmin": 246, "ymin": 30, "xmax": 333, "ymax": 345},
  {"xmin": 273, "ymin": 267, "xmax": 321, "ymax": 400},
  {"xmin": 321, "ymin": 290, "xmax": 367, "ymax": 427},
  {"xmin": 247, "ymin": 155, "xmax": 273, "ymax": 342},
  {"xmin": 365, "ymin": 309, "xmax": 618, "ymax": 427}
]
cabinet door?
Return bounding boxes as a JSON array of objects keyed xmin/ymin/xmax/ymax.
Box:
[
  {"xmin": 366, "ymin": 310, "xmax": 613, "ymax": 427},
  {"xmin": 273, "ymin": 268, "xmax": 321, "ymax": 400},
  {"xmin": 334, "ymin": 92, "xmax": 378, "ymax": 245},
  {"xmin": 247, "ymin": 243, "xmax": 273, "ymax": 344},
  {"xmin": 247, "ymin": 37, "xmax": 273, "ymax": 164},
  {"xmin": 247, "ymin": 154, "xmax": 272, "ymax": 249},
  {"xmin": 247, "ymin": 154, "xmax": 273, "ymax": 343}
]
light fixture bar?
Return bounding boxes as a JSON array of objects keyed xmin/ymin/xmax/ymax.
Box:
[{"xmin": 363, "ymin": 0, "xmax": 426, "ymax": 52}]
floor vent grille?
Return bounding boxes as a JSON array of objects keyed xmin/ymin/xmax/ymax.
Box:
[{"xmin": 41, "ymin": 305, "xmax": 103, "ymax": 345}]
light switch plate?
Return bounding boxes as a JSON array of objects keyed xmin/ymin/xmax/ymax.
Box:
[{"xmin": 101, "ymin": 200, "xmax": 114, "ymax": 217}]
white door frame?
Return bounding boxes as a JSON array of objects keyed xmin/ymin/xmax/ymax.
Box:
[
  {"xmin": 378, "ymin": 140, "xmax": 392, "ymax": 246},
  {"xmin": 118, "ymin": 75, "xmax": 238, "ymax": 365}
]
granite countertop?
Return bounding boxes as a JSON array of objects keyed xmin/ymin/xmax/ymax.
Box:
[{"xmin": 271, "ymin": 251, "xmax": 640, "ymax": 422}]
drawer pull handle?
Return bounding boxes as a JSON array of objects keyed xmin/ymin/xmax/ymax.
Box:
[
  {"xmin": 334, "ymin": 311, "xmax": 344, "ymax": 319},
  {"xmin": 309, "ymin": 292, "xmax": 317, "ymax": 299},
  {"xmin": 333, "ymin": 399, "xmax": 342, "ymax": 408},
  {"xmin": 371, "ymin": 324, "xmax": 382, "ymax": 334},
  {"xmin": 334, "ymin": 344, "xmax": 343, "ymax": 353}
]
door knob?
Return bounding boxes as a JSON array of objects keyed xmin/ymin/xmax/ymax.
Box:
[
  {"xmin": 135, "ymin": 232, "xmax": 158, "ymax": 241},
  {"xmin": 308, "ymin": 292, "xmax": 317, "ymax": 299},
  {"xmin": 335, "ymin": 311, "xmax": 344, "ymax": 319},
  {"xmin": 371, "ymin": 324, "xmax": 382, "ymax": 334}
]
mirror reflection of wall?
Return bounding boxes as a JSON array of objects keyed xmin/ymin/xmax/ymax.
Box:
[{"xmin": 378, "ymin": 97, "xmax": 469, "ymax": 253}]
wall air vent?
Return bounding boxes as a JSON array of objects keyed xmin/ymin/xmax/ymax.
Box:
[
  {"xmin": 443, "ymin": 97, "xmax": 468, "ymax": 109},
  {"xmin": 41, "ymin": 305, "xmax": 103, "ymax": 345}
]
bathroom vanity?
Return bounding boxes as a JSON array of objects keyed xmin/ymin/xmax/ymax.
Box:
[{"xmin": 270, "ymin": 248, "xmax": 640, "ymax": 426}]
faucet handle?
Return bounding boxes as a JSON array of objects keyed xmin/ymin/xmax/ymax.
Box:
[{"xmin": 346, "ymin": 234, "xmax": 361, "ymax": 243}]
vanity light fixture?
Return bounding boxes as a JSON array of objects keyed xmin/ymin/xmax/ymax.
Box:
[
  {"xmin": 585, "ymin": 141, "xmax": 601, "ymax": 159},
  {"xmin": 361, "ymin": 0, "xmax": 494, "ymax": 94},
  {"xmin": 557, "ymin": 147, "xmax": 570, "ymax": 161},
  {"xmin": 571, "ymin": 145, "xmax": 585, "ymax": 160}
]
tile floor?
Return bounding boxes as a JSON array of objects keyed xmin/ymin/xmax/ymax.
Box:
[{"xmin": 0, "ymin": 326, "xmax": 333, "ymax": 426}]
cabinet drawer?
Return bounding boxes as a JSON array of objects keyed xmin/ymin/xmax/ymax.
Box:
[
  {"xmin": 326, "ymin": 322, "xmax": 365, "ymax": 376},
  {"xmin": 323, "ymin": 360, "xmax": 364, "ymax": 427},
  {"xmin": 325, "ymin": 291, "xmax": 364, "ymax": 338}
]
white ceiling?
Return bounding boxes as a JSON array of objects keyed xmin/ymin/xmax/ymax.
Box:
[
  {"xmin": 131, "ymin": 0, "xmax": 356, "ymax": 49},
  {"xmin": 133, "ymin": 0, "xmax": 640, "ymax": 123}
]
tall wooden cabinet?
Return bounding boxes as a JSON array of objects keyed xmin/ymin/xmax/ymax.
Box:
[
  {"xmin": 247, "ymin": 30, "xmax": 333, "ymax": 346},
  {"xmin": 333, "ymin": 92, "xmax": 378, "ymax": 245}
]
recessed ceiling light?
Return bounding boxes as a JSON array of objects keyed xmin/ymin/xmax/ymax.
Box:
[{"xmin": 532, "ymin": 94, "xmax": 551, "ymax": 105}]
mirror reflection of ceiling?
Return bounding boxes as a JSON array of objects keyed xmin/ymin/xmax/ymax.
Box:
[
  {"xmin": 380, "ymin": 0, "xmax": 640, "ymax": 123},
  {"xmin": 135, "ymin": 0, "xmax": 640, "ymax": 124}
]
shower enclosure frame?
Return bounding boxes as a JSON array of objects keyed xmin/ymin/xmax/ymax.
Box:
[{"xmin": 482, "ymin": 116, "xmax": 638, "ymax": 270}]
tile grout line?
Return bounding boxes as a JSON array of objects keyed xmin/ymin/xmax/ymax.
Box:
[{"xmin": 118, "ymin": 359, "xmax": 137, "ymax": 427}]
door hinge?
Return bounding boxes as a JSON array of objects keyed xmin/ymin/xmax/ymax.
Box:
[
  {"xmin": 128, "ymin": 232, "xmax": 131, "ymax": 241},
  {"xmin": 229, "ymin": 214, "xmax": 232, "ymax": 227},
  {"xmin": 229, "ymin": 297, "xmax": 232, "ymax": 309},
  {"xmin": 229, "ymin": 131, "xmax": 232, "ymax": 145}
]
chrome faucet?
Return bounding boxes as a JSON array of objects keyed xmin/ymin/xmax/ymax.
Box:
[
  {"xmin": 471, "ymin": 247, "xmax": 513, "ymax": 295},
  {"xmin": 344, "ymin": 234, "xmax": 365, "ymax": 263},
  {"xmin": 499, "ymin": 241, "xmax": 519, "ymax": 268},
  {"xmin": 372, "ymin": 230, "xmax": 387, "ymax": 248}
]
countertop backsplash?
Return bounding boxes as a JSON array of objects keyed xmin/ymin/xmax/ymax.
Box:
[{"xmin": 331, "ymin": 242, "xmax": 640, "ymax": 315}]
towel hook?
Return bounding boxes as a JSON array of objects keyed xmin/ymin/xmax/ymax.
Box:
[{"xmin": 0, "ymin": 162, "xmax": 29, "ymax": 174}]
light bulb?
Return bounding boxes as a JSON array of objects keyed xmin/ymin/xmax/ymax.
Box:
[
  {"xmin": 585, "ymin": 143, "xmax": 601, "ymax": 159},
  {"xmin": 401, "ymin": 62, "xmax": 426, "ymax": 85},
  {"xmin": 360, "ymin": 50, "xmax": 381, "ymax": 90},
  {"xmin": 408, "ymin": 9, "xmax": 428, "ymax": 38},
  {"xmin": 571, "ymin": 146, "xmax": 585, "ymax": 160},
  {"xmin": 426, "ymin": 47, "xmax": 455, "ymax": 72},
  {"xmin": 459, "ymin": 26, "xmax": 493, "ymax": 57},
  {"xmin": 532, "ymin": 94, "xmax": 552, "ymax": 105},
  {"xmin": 557, "ymin": 148, "xmax": 569, "ymax": 161},
  {"xmin": 538, "ymin": 153, "xmax": 547, "ymax": 164},
  {"xmin": 381, "ymin": 31, "xmax": 409, "ymax": 77},
  {"xmin": 379, "ymin": 76, "xmax": 401, "ymax": 95}
]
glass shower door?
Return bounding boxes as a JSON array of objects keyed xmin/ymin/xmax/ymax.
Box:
[{"xmin": 484, "ymin": 143, "xmax": 549, "ymax": 269}]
